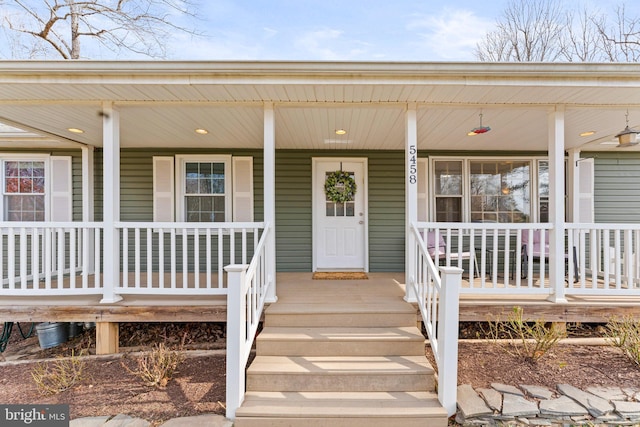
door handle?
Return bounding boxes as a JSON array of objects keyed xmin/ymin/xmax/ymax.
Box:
[{"xmin": 359, "ymin": 220, "xmax": 364, "ymax": 224}]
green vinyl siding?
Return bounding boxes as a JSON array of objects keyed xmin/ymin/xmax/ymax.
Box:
[
  {"xmin": 275, "ymin": 152, "xmax": 312, "ymax": 271},
  {"xmin": 368, "ymin": 152, "xmax": 405, "ymax": 272},
  {"xmin": 275, "ymin": 150, "xmax": 405, "ymax": 272},
  {"xmin": 590, "ymin": 152, "xmax": 640, "ymax": 223}
]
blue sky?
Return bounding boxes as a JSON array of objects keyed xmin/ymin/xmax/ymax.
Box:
[
  {"xmin": 1, "ymin": 0, "xmax": 638, "ymax": 61},
  {"xmin": 170, "ymin": 0, "xmax": 510, "ymax": 61},
  {"xmin": 164, "ymin": 0, "xmax": 639, "ymax": 61}
]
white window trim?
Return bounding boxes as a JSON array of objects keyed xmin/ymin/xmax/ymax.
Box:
[
  {"xmin": 429, "ymin": 156, "xmax": 549, "ymax": 223},
  {"xmin": 175, "ymin": 154, "xmax": 232, "ymax": 222},
  {"xmin": 0, "ymin": 153, "xmax": 51, "ymax": 222}
]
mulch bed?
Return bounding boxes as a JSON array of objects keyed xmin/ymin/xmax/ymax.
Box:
[{"xmin": 1, "ymin": 321, "xmax": 639, "ymax": 425}]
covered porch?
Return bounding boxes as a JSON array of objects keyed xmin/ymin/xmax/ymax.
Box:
[{"xmin": 1, "ymin": 61, "xmax": 640, "ymax": 419}]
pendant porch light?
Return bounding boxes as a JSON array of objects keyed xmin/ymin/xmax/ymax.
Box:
[
  {"xmin": 468, "ymin": 112, "xmax": 491, "ymax": 136},
  {"xmin": 616, "ymin": 110, "xmax": 639, "ymax": 147}
]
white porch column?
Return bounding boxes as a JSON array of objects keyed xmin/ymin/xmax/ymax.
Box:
[
  {"xmin": 81, "ymin": 146, "xmax": 95, "ymax": 273},
  {"xmin": 101, "ymin": 103, "xmax": 122, "ymax": 303},
  {"xmin": 405, "ymin": 103, "xmax": 418, "ymax": 303},
  {"xmin": 548, "ymin": 107, "xmax": 567, "ymax": 303},
  {"xmin": 264, "ymin": 103, "xmax": 277, "ymax": 303}
]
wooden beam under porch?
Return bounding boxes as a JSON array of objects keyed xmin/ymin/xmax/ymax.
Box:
[{"xmin": 0, "ymin": 272, "xmax": 639, "ymax": 324}]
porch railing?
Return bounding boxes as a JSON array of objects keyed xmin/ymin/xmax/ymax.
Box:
[
  {"xmin": 116, "ymin": 222, "xmax": 266, "ymax": 295},
  {"xmin": 408, "ymin": 223, "xmax": 461, "ymax": 416},
  {"xmin": 417, "ymin": 222, "xmax": 640, "ymax": 297},
  {"xmin": 225, "ymin": 222, "xmax": 272, "ymax": 420},
  {"xmin": 0, "ymin": 222, "xmax": 103, "ymax": 296},
  {"xmin": 0, "ymin": 221, "xmax": 268, "ymax": 299},
  {"xmin": 418, "ymin": 222, "xmax": 552, "ymax": 294},
  {"xmin": 566, "ymin": 224, "xmax": 640, "ymax": 295}
]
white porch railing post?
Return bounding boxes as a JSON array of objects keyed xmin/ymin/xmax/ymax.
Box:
[
  {"xmin": 225, "ymin": 264, "xmax": 248, "ymax": 420},
  {"xmin": 405, "ymin": 103, "xmax": 418, "ymax": 302},
  {"xmin": 548, "ymin": 107, "xmax": 567, "ymax": 303},
  {"xmin": 101, "ymin": 103, "xmax": 122, "ymax": 303},
  {"xmin": 264, "ymin": 103, "xmax": 277, "ymax": 303},
  {"xmin": 437, "ymin": 266, "xmax": 462, "ymax": 416}
]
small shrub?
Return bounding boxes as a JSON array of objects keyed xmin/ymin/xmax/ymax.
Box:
[
  {"xmin": 31, "ymin": 350, "xmax": 87, "ymax": 395},
  {"xmin": 122, "ymin": 343, "xmax": 185, "ymax": 388},
  {"xmin": 604, "ymin": 316, "xmax": 640, "ymax": 366},
  {"xmin": 484, "ymin": 306, "xmax": 566, "ymax": 362}
]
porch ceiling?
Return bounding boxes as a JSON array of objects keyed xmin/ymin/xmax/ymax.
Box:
[{"xmin": 0, "ymin": 61, "xmax": 639, "ymax": 152}]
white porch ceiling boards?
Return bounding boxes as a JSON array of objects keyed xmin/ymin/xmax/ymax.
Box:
[
  {"xmin": 0, "ymin": 61, "xmax": 640, "ymax": 151},
  {"xmin": 275, "ymin": 105, "xmax": 405, "ymax": 150}
]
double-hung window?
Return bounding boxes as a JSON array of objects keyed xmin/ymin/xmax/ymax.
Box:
[
  {"xmin": 0, "ymin": 155, "xmax": 72, "ymax": 222},
  {"xmin": 177, "ymin": 155, "xmax": 231, "ymax": 223},
  {"xmin": 434, "ymin": 160, "xmax": 463, "ymax": 222},
  {"xmin": 183, "ymin": 159, "xmax": 228, "ymax": 222},
  {"xmin": 4, "ymin": 160, "xmax": 46, "ymax": 221}
]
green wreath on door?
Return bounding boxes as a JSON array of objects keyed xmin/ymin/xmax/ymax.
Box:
[{"xmin": 324, "ymin": 170, "xmax": 357, "ymax": 203}]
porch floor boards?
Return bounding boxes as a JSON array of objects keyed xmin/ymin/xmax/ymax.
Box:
[{"xmin": 0, "ymin": 272, "xmax": 639, "ymax": 323}]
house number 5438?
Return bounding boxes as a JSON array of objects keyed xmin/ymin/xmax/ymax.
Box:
[{"xmin": 408, "ymin": 145, "xmax": 417, "ymax": 184}]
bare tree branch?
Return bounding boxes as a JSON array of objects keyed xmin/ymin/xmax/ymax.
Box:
[
  {"xmin": 594, "ymin": 5, "xmax": 640, "ymax": 62},
  {"xmin": 1, "ymin": 0, "xmax": 202, "ymax": 59},
  {"xmin": 476, "ymin": 0, "xmax": 640, "ymax": 63}
]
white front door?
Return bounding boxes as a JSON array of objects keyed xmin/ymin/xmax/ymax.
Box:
[{"xmin": 313, "ymin": 158, "xmax": 368, "ymax": 271}]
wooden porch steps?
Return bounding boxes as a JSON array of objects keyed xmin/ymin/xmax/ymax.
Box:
[
  {"xmin": 246, "ymin": 355, "xmax": 435, "ymax": 392},
  {"xmin": 236, "ymin": 391, "xmax": 446, "ymax": 427},
  {"xmin": 234, "ymin": 282, "xmax": 448, "ymax": 427},
  {"xmin": 256, "ymin": 326, "xmax": 426, "ymax": 356},
  {"xmin": 264, "ymin": 301, "xmax": 417, "ymax": 327}
]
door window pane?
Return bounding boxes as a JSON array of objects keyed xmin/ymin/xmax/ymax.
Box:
[{"xmin": 325, "ymin": 171, "xmax": 355, "ymax": 217}]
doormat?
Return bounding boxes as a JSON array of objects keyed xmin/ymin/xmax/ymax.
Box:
[{"xmin": 312, "ymin": 272, "xmax": 368, "ymax": 280}]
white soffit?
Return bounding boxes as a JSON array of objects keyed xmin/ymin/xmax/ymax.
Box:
[{"xmin": 0, "ymin": 61, "xmax": 639, "ymax": 151}]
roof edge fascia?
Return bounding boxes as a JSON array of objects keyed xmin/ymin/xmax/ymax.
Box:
[{"xmin": 1, "ymin": 60, "xmax": 640, "ymax": 80}]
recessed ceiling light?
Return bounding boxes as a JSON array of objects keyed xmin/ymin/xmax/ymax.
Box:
[
  {"xmin": 335, "ymin": 129, "xmax": 347, "ymax": 135},
  {"xmin": 67, "ymin": 128, "xmax": 84, "ymax": 134},
  {"xmin": 580, "ymin": 131, "xmax": 596, "ymax": 137},
  {"xmin": 195, "ymin": 128, "xmax": 209, "ymax": 135}
]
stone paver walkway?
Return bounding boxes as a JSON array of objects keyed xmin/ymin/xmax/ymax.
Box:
[
  {"xmin": 457, "ymin": 383, "xmax": 640, "ymax": 426},
  {"xmin": 70, "ymin": 414, "xmax": 231, "ymax": 427},
  {"xmin": 68, "ymin": 385, "xmax": 640, "ymax": 427}
]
